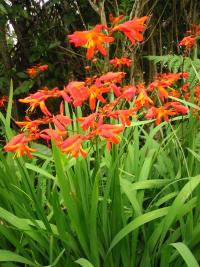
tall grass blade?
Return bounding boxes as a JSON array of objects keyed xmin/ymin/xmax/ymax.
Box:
[
  {"xmin": 170, "ymin": 242, "xmax": 199, "ymax": 267},
  {"xmin": 75, "ymin": 258, "xmax": 95, "ymax": 267}
]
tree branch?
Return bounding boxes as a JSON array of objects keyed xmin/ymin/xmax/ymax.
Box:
[{"xmin": 88, "ymin": 0, "xmax": 100, "ymax": 15}]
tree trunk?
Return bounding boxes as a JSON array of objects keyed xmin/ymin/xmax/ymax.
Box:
[{"xmin": 0, "ymin": 17, "xmax": 12, "ymax": 94}]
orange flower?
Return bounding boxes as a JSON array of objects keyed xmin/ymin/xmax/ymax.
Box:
[
  {"xmin": 68, "ymin": 25, "xmax": 114, "ymax": 59},
  {"xmin": 38, "ymin": 64, "xmax": 48, "ymax": 71},
  {"xmin": 156, "ymin": 72, "xmax": 188, "ymax": 85},
  {"xmin": 146, "ymin": 105, "xmax": 176, "ymax": 125},
  {"xmin": 16, "ymin": 116, "xmax": 49, "ymax": 132},
  {"xmin": 88, "ymin": 84, "xmax": 109, "ymax": 110},
  {"xmin": 96, "ymin": 72, "xmax": 125, "ymax": 97},
  {"xmin": 135, "ymin": 92, "xmax": 153, "ymax": 110},
  {"xmin": 4, "ymin": 133, "xmax": 36, "ymax": 158},
  {"xmin": 148, "ymin": 73, "xmax": 188, "ymax": 102},
  {"xmin": 51, "ymin": 101, "xmax": 72, "ymax": 132},
  {"xmin": 112, "ymin": 16, "xmax": 148, "ymax": 45},
  {"xmin": 179, "ymin": 36, "xmax": 196, "ymax": 49},
  {"xmin": 19, "ymin": 97, "xmax": 51, "ymax": 116},
  {"xmin": 110, "ymin": 57, "xmax": 132, "ymax": 68},
  {"xmin": 52, "ymin": 114, "xmax": 72, "ymax": 131},
  {"xmin": 26, "ymin": 67, "xmax": 38, "ymax": 78},
  {"xmin": 121, "ymin": 85, "xmax": 136, "ymax": 101},
  {"xmin": 97, "ymin": 100, "xmax": 119, "ymax": 123},
  {"xmin": 109, "ymin": 14, "xmax": 124, "ymax": 25},
  {"xmin": 0, "ymin": 96, "xmax": 8, "ymax": 108},
  {"xmin": 40, "ymin": 129, "xmax": 67, "ymax": 146},
  {"xmin": 98, "ymin": 71, "xmax": 125, "ymax": 84},
  {"xmin": 78, "ymin": 113, "xmax": 98, "ymax": 131},
  {"xmin": 181, "ymin": 83, "xmax": 189, "ymax": 92},
  {"xmin": 61, "ymin": 134, "xmax": 88, "ymax": 158},
  {"xmin": 194, "ymin": 85, "xmax": 200, "ymax": 100},
  {"xmin": 51, "ymin": 87, "xmax": 71, "ymax": 103},
  {"xmin": 167, "ymin": 102, "xmax": 188, "ymax": 114},
  {"xmin": 19, "ymin": 88, "xmax": 53, "ymax": 115},
  {"xmin": 96, "ymin": 124, "xmax": 124, "ymax": 150},
  {"xmin": 168, "ymin": 89, "xmax": 180, "ymax": 98},
  {"xmin": 149, "ymin": 81, "xmax": 169, "ymax": 102},
  {"xmin": 98, "ymin": 99, "xmax": 119, "ymax": 116},
  {"xmin": 66, "ymin": 81, "xmax": 89, "ymax": 107},
  {"xmin": 184, "ymin": 85, "xmax": 200, "ymax": 103},
  {"xmin": 110, "ymin": 109, "xmax": 136, "ymax": 126},
  {"xmin": 26, "ymin": 64, "xmax": 48, "ymax": 78},
  {"xmin": 134, "ymin": 84, "xmax": 153, "ymax": 110}
]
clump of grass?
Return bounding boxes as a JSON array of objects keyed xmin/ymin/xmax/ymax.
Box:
[{"xmin": 0, "ymin": 89, "xmax": 200, "ymax": 266}]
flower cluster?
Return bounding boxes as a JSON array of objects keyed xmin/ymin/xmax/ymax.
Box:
[
  {"xmin": 179, "ymin": 23, "xmax": 200, "ymax": 49},
  {"xmin": 4, "ymin": 69, "xmax": 190, "ymax": 158},
  {"xmin": 4, "ymin": 15, "xmax": 194, "ymax": 159},
  {"xmin": 68, "ymin": 15, "xmax": 148, "ymax": 59},
  {"xmin": 110, "ymin": 57, "xmax": 132, "ymax": 68},
  {"xmin": 26, "ymin": 64, "xmax": 48, "ymax": 79}
]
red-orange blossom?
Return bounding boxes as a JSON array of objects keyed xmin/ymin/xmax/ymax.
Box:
[{"xmin": 68, "ymin": 25, "xmax": 114, "ymax": 59}]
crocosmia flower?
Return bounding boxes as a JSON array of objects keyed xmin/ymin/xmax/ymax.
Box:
[
  {"xmin": 121, "ymin": 85, "xmax": 136, "ymax": 101},
  {"xmin": 68, "ymin": 25, "xmax": 114, "ymax": 59},
  {"xmin": 66, "ymin": 81, "xmax": 89, "ymax": 107},
  {"xmin": 61, "ymin": 134, "xmax": 88, "ymax": 158},
  {"xmin": 19, "ymin": 94, "xmax": 52, "ymax": 116},
  {"xmin": 38, "ymin": 65, "xmax": 48, "ymax": 71},
  {"xmin": 109, "ymin": 14, "xmax": 124, "ymax": 24},
  {"xmin": 146, "ymin": 106, "xmax": 171, "ymax": 125},
  {"xmin": 112, "ymin": 16, "xmax": 148, "ymax": 45},
  {"xmin": 109, "ymin": 109, "xmax": 136, "ymax": 126},
  {"xmin": 96, "ymin": 124, "xmax": 124, "ymax": 150},
  {"xmin": 26, "ymin": 64, "xmax": 48, "ymax": 78},
  {"xmin": 52, "ymin": 114, "xmax": 72, "ymax": 131},
  {"xmin": 134, "ymin": 84, "xmax": 154, "ymax": 110},
  {"xmin": 179, "ymin": 36, "xmax": 196, "ymax": 49},
  {"xmin": 0, "ymin": 96, "xmax": 8, "ymax": 108},
  {"xmin": 148, "ymin": 72, "xmax": 188, "ymax": 102},
  {"xmin": 88, "ymin": 84, "xmax": 109, "ymax": 110},
  {"xmin": 110, "ymin": 57, "xmax": 132, "ymax": 68},
  {"xmin": 4, "ymin": 133, "xmax": 36, "ymax": 158},
  {"xmin": 26, "ymin": 67, "xmax": 38, "ymax": 78},
  {"xmin": 97, "ymin": 71, "xmax": 125, "ymax": 84},
  {"xmin": 145, "ymin": 103, "xmax": 184, "ymax": 125},
  {"xmin": 168, "ymin": 102, "xmax": 188, "ymax": 114},
  {"xmin": 78, "ymin": 113, "xmax": 98, "ymax": 131},
  {"xmin": 40, "ymin": 129, "xmax": 67, "ymax": 146},
  {"xmin": 16, "ymin": 117, "xmax": 49, "ymax": 132}
]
